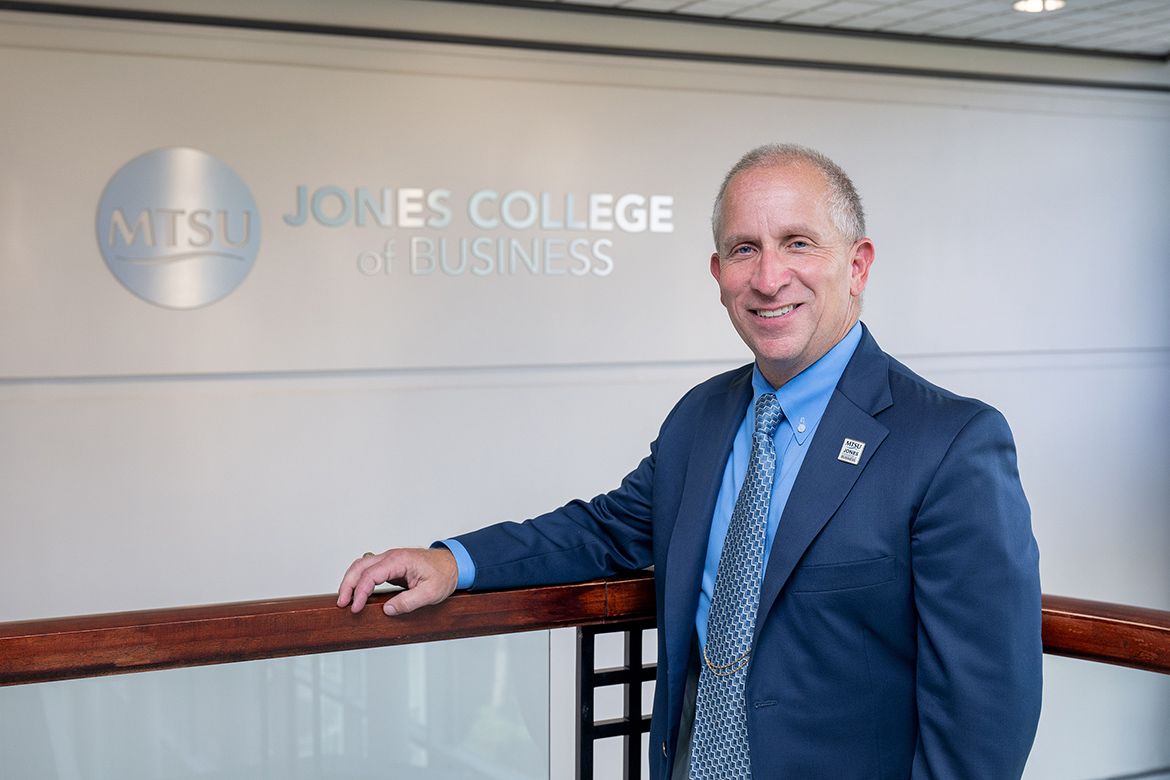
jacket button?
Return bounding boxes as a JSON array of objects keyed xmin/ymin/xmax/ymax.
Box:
[{"xmin": 662, "ymin": 741, "xmax": 668, "ymax": 758}]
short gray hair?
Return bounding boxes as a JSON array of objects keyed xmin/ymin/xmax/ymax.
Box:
[{"xmin": 711, "ymin": 143, "xmax": 866, "ymax": 247}]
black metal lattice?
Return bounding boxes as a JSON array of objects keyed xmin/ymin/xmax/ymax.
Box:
[{"xmin": 576, "ymin": 620, "xmax": 657, "ymax": 780}]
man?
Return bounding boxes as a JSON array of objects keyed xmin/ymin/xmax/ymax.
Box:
[{"xmin": 338, "ymin": 144, "xmax": 1043, "ymax": 779}]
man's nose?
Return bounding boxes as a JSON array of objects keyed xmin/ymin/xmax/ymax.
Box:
[{"xmin": 751, "ymin": 250, "xmax": 790, "ymax": 295}]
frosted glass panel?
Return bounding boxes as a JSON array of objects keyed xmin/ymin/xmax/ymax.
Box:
[{"xmin": 0, "ymin": 632, "xmax": 549, "ymax": 780}]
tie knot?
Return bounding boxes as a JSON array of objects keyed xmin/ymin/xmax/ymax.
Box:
[{"xmin": 753, "ymin": 393, "xmax": 783, "ymax": 438}]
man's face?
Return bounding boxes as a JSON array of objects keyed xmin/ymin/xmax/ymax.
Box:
[{"xmin": 711, "ymin": 162, "xmax": 874, "ymax": 389}]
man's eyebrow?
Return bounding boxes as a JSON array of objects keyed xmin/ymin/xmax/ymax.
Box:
[
  {"xmin": 778, "ymin": 224, "xmax": 823, "ymax": 239},
  {"xmin": 720, "ymin": 233, "xmax": 756, "ymax": 249},
  {"xmin": 721, "ymin": 225, "xmax": 824, "ymax": 249}
]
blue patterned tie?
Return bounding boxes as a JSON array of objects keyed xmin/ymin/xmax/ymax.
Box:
[{"xmin": 690, "ymin": 392, "xmax": 784, "ymax": 780}]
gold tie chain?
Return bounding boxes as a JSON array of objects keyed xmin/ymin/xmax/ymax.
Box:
[{"xmin": 702, "ymin": 644, "xmax": 751, "ymax": 676}]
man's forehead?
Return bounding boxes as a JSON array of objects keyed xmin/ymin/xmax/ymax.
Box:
[
  {"xmin": 729, "ymin": 160, "xmax": 828, "ymax": 200},
  {"xmin": 719, "ymin": 164, "xmax": 833, "ymax": 239}
]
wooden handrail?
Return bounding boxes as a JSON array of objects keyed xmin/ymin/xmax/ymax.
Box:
[
  {"xmin": 1, "ymin": 571, "xmax": 1168, "ymax": 686},
  {"xmin": 0, "ymin": 571, "xmax": 654, "ymax": 687},
  {"xmin": 1040, "ymin": 594, "xmax": 1170, "ymax": 674}
]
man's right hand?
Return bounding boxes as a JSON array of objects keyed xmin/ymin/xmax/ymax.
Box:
[{"xmin": 336, "ymin": 547, "xmax": 460, "ymax": 616}]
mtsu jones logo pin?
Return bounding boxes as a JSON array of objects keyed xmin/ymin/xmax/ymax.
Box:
[{"xmin": 837, "ymin": 438, "xmax": 865, "ymax": 465}]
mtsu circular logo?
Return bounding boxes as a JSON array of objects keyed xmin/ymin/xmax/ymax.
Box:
[{"xmin": 96, "ymin": 148, "xmax": 260, "ymax": 309}]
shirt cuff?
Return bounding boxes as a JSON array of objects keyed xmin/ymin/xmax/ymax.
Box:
[{"xmin": 432, "ymin": 539, "xmax": 476, "ymax": 590}]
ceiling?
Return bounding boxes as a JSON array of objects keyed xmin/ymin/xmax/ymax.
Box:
[{"xmin": 513, "ymin": 0, "xmax": 1170, "ymax": 59}]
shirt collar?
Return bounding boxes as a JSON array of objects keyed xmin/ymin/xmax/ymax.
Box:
[{"xmin": 751, "ymin": 321, "xmax": 863, "ymax": 445}]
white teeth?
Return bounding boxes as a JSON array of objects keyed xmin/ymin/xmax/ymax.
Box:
[{"xmin": 756, "ymin": 305, "xmax": 795, "ymax": 318}]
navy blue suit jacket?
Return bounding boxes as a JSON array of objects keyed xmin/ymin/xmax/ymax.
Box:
[{"xmin": 456, "ymin": 325, "xmax": 1042, "ymax": 779}]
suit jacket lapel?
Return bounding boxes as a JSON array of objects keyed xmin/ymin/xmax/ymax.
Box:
[
  {"xmin": 663, "ymin": 367, "xmax": 752, "ymax": 695},
  {"xmin": 755, "ymin": 326, "xmax": 894, "ymax": 632}
]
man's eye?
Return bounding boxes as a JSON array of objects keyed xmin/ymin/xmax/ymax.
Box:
[
  {"xmin": 733, "ymin": 245, "xmax": 754, "ymax": 254},
  {"xmin": 790, "ymin": 240, "xmax": 808, "ymax": 249}
]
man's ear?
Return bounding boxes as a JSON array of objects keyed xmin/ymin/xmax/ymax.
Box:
[
  {"xmin": 710, "ymin": 252, "xmax": 725, "ymax": 306},
  {"xmin": 849, "ymin": 239, "xmax": 875, "ymax": 297}
]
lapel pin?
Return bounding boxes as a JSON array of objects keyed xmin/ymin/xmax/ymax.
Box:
[{"xmin": 837, "ymin": 438, "xmax": 865, "ymax": 465}]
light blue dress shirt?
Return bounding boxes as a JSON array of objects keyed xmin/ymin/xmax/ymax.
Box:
[
  {"xmin": 439, "ymin": 535, "xmax": 477, "ymax": 590},
  {"xmin": 441, "ymin": 322, "xmax": 864, "ymax": 616},
  {"xmin": 695, "ymin": 322, "xmax": 861, "ymax": 647}
]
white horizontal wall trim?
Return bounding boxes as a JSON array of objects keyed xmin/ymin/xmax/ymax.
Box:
[{"xmin": 1, "ymin": 346, "xmax": 1164, "ymax": 387}]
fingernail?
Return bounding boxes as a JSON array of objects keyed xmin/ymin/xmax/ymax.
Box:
[{"xmin": 384, "ymin": 604, "xmax": 397, "ymax": 616}]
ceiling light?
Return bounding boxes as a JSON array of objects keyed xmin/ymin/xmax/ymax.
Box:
[{"xmin": 1013, "ymin": 0, "xmax": 1065, "ymax": 11}]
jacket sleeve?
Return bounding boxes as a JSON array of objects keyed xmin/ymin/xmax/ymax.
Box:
[{"xmin": 910, "ymin": 407, "xmax": 1043, "ymax": 780}]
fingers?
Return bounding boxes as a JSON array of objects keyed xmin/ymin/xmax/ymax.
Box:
[
  {"xmin": 381, "ymin": 548, "xmax": 459, "ymax": 615},
  {"xmin": 337, "ymin": 547, "xmax": 459, "ymax": 616},
  {"xmin": 383, "ymin": 577, "xmax": 450, "ymax": 615},
  {"xmin": 337, "ymin": 550, "xmax": 393, "ymax": 611}
]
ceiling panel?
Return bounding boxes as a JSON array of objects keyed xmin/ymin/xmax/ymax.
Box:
[{"xmin": 522, "ymin": 0, "xmax": 1170, "ymax": 57}]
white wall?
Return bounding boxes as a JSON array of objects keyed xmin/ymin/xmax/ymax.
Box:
[{"xmin": 0, "ymin": 4, "xmax": 1167, "ymax": 779}]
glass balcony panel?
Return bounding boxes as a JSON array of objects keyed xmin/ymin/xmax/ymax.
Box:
[{"xmin": 0, "ymin": 632, "xmax": 549, "ymax": 780}]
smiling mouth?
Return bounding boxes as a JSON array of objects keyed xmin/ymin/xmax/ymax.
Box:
[{"xmin": 754, "ymin": 304, "xmax": 797, "ymax": 319}]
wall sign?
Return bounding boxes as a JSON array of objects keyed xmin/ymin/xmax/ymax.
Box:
[{"xmin": 96, "ymin": 148, "xmax": 261, "ymax": 309}]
